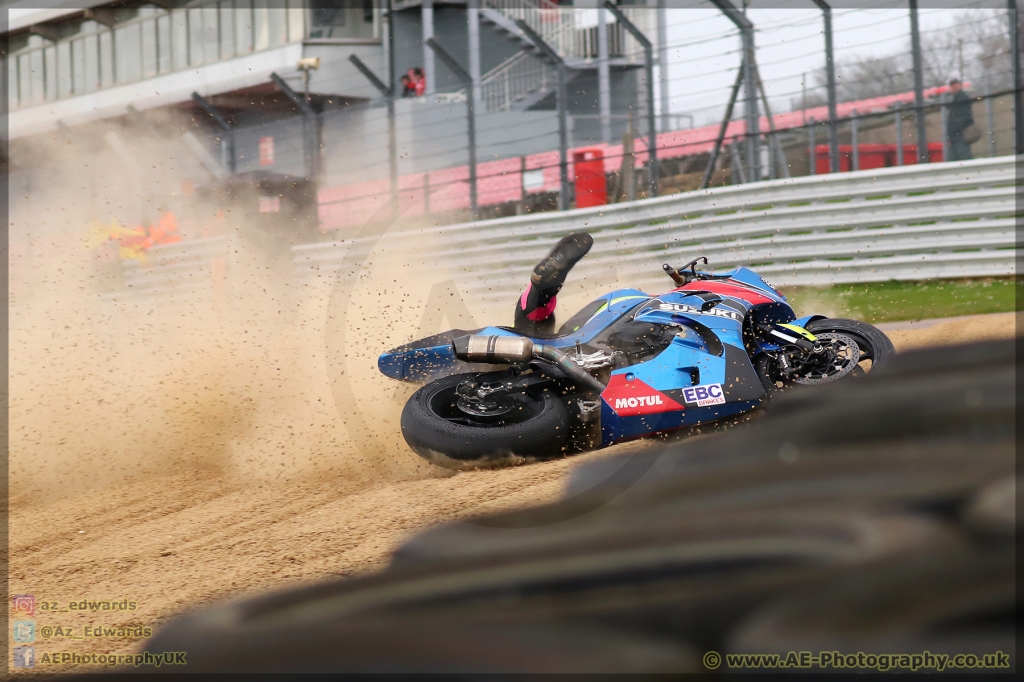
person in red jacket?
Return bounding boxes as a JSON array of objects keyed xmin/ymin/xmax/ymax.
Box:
[{"xmin": 400, "ymin": 74, "xmax": 416, "ymax": 98}]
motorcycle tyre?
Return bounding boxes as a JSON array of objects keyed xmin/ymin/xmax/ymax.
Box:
[
  {"xmin": 401, "ymin": 373, "xmax": 570, "ymax": 470},
  {"xmin": 756, "ymin": 318, "xmax": 895, "ymax": 399}
]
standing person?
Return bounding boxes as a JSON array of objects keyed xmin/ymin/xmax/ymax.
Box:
[
  {"xmin": 413, "ymin": 67, "xmax": 426, "ymax": 96},
  {"xmin": 400, "ymin": 74, "xmax": 415, "ymax": 98},
  {"xmin": 946, "ymin": 78, "xmax": 975, "ymax": 161}
]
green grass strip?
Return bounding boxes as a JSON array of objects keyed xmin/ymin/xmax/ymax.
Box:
[{"xmin": 784, "ymin": 277, "xmax": 1021, "ymax": 323}]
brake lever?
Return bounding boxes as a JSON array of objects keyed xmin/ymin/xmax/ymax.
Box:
[{"xmin": 680, "ymin": 256, "xmax": 709, "ymax": 281}]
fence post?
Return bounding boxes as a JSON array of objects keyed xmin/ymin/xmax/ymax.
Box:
[
  {"xmin": 851, "ymin": 109, "xmax": 859, "ymax": 171},
  {"xmin": 658, "ymin": 0, "xmax": 670, "ymax": 133},
  {"xmin": 700, "ymin": 61, "xmax": 746, "ymax": 190},
  {"xmin": 940, "ymin": 94, "xmax": 950, "ymax": 161},
  {"xmin": 909, "ymin": 0, "xmax": 929, "ymax": 164},
  {"xmin": 425, "ymin": 38, "xmax": 478, "ymax": 219},
  {"xmin": 346, "ymin": 58, "xmax": 397, "ymax": 216},
  {"xmin": 423, "ymin": 0, "xmax": 435, "ymax": 96},
  {"xmin": 517, "ymin": 156, "xmax": 526, "ymax": 215},
  {"xmin": 984, "ymin": 87, "xmax": 997, "ymax": 157},
  {"xmin": 1010, "ymin": 0, "xmax": 1023, "ymax": 155},
  {"xmin": 603, "ymin": 2, "xmax": 658, "ymax": 197},
  {"xmin": 808, "ymin": 118, "xmax": 817, "ymax": 175},
  {"xmin": 624, "ymin": 113, "xmax": 636, "ymax": 201},
  {"xmin": 729, "ymin": 139, "xmax": 747, "ymax": 184},
  {"xmin": 468, "ymin": 2, "xmax": 482, "ymax": 105},
  {"xmin": 813, "ymin": 0, "xmax": 840, "ymax": 173},
  {"xmin": 895, "ymin": 104, "xmax": 904, "ymax": 166},
  {"xmin": 597, "ymin": 5, "xmax": 612, "ymax": 143}
]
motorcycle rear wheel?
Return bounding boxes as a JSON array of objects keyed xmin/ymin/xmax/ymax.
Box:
[
  {"xmin": 401, "ymin": 373, "xmax": 570, "ymax": 470},
  {"xmin": 756, "ymin": 318, "xmax": 895, "ymax": 398}
]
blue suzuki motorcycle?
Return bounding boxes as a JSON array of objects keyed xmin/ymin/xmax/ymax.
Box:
[{"xmin": 378, "ymin": 258, "xmax": 895, "ymax": 469}]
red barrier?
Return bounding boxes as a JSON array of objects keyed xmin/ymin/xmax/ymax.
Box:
[
  {"xmin": 573, "ymin": 149, "xmax": 607, "ymax": 208},
  {"xmin": 815, "ymin": 143, "xmax": 944, "ymax": 173}
]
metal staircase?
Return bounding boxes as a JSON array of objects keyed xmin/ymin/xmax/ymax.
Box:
[
  {"xmin": 470, "ymin": 0, "xmax": 651, "ymax": 113},
  {"xmin": 482, "ymin": 0, "xmax": 653, "ymax": 63},
  {"xmin": 478, "ymin": 50, "xmax": 556, "ymax": 112}
]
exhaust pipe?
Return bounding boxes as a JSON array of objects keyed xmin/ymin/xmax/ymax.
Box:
[
  {"xmin": 452, "ymin": 334, "xmax": 606, "ymax": 394},
  {"xmin": 452, "ymin": 334, "xmax": 535, "ymax": 364},
  {"xmin": 532, "ymin": 344, "xmax": 607, "ymax": 394}
]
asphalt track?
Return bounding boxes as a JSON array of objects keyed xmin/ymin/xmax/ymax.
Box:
[{"xmin": 8, "ymin": 311, "xmax": 1017, "ymax": 673}]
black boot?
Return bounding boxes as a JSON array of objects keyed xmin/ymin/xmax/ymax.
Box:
[
  {"xmin": 530, "ymin": 232, "xmax": 594, "ymax": 292},
  {"xmin": 514, "ymin": 232, "xmax": 594, "ymax": 334}
]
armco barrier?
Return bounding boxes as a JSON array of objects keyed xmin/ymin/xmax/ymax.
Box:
[
  {"xmin": 101, "ymin": 235, "xmax": 228, "ymax": 304},
  {"xmin": 293, "ymin": 156, "xmax": 1021, "ymax": 300},
  {"xmin": 103, "ymin": 157, "xmax": 1019, "ymax": 305}
]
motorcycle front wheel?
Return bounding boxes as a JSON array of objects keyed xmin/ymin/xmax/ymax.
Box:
[
  {"xmin": 756, "ymin": 318, "xmax": 895, "ymax": 398},
  {"xmin": 401, "ymin": 373, "xmax": 570, "ymax": 470}
]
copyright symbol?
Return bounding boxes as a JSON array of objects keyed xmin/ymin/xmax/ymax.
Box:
[
  {"xmin": 703, "ymin": 651, "xmax": 722, "ymax": 669},
  {"xmin": 40, "ymin": 626, "xmax": 54, "ymax": 638}
]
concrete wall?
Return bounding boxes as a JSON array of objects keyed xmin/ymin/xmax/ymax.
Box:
[
  {"xmin": 533, "ymin": 67, "xmax": 642, "ymax": 145},
  {"xmin": 303, "ymin": 41, "xmax": 390, "ymax": 102},
  {"xmin": 317, "ymin": 96, "xmax": 565, "ymax": 188},
  {"xmin": 233, "ymin": 118, "xmax": 308, "ymax": 176}
]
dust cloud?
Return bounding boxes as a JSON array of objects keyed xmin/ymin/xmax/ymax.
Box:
[{"xmin": 6, "ymin": 114, "xmax": 484, "ymax": 507}]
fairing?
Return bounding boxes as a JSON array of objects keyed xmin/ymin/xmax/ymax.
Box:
[{"xmin": 379, "ymin": 268, "xmax": 819, "ymax": 447}]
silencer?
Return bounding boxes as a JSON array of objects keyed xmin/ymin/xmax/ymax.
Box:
[{"xmin": 452, "ymin": 335, "xmax": 534, "ymax": 364}]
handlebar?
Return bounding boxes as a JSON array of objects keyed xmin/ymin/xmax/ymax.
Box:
[
  {"xmin": 663, "ymin": 256, "xmax": 712, "ymax": 285},
  {"xmin": 662, "ymin": 263, "xmax": 687, "ymax": 286}
]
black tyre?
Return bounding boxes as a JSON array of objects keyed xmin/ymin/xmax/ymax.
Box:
[
  {"xmin": 756, "ymin": 318, "xmax": 895, "ymax": 397},
  {"xmin": 401, "ymin": 373, "xmax": 570, "ymax": 470}
]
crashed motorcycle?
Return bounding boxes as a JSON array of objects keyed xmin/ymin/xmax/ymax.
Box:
[{"xmin": 378, "ymin": 258, "xmax": 895, "ymax": 469}]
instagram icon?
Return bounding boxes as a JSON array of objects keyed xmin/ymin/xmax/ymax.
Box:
[{"xmin": 11, "ymin": 595, "xmax": 35, "ymax": 616}]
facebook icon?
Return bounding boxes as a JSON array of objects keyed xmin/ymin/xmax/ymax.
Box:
[{"xmin": 13, "ymin": 646, "xmax": 36, "ymax": 668}]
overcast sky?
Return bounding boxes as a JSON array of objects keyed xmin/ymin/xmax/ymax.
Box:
[{"xmin": 658, "ymin": 2, "xmax": 1009, "ymax": 125}]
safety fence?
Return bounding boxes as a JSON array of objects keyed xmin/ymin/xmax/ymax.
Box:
[
  {"xmin": 315, "ymin": 86, "xmax": 1021, "ymax": 231},
  {"xmin": 103, "ymin": 156, "xmax": 1018, "ymax": 305},
  {"xmin": 294, "ymin": 155, "xmax": 1021, "ymax": 299}
]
